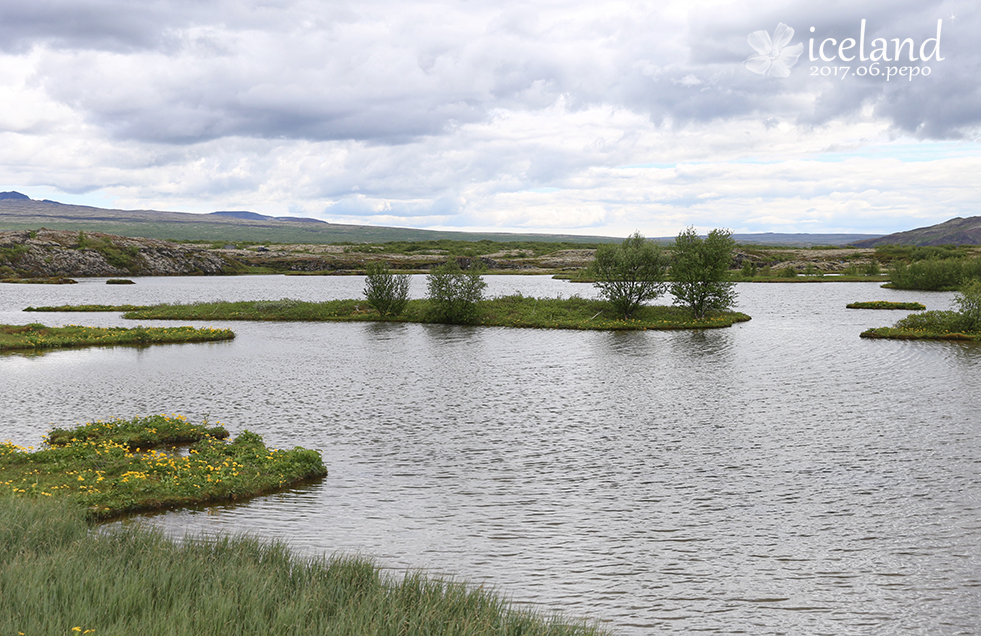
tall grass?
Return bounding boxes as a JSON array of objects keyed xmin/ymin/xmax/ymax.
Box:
[{"xmin": 0, "ymin": 497, "xmax": 607, "ymax": 636}]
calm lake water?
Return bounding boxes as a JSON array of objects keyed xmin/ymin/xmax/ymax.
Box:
[{"xmin": 2, "ymin": 276, "xmax": 980, "ymax": 635}]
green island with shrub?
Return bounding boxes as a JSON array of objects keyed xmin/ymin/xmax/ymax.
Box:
[
  {"xmin": 861, "ymin": 281, "xmax": 981, "ymax": 341},
  {"xmin": 2, "ymin": 416, "xmax": 606, "ymax": 635},
  {"xmin": 0, "ymin": 323, "xmax": 234, "ymax": 352},
  {"xmin": 27, "ymin": 297, "xmax": 750, "ymax": 331},
  {"xmin": 846, "ymin": 301, "xmax": 926, "ymax": 310}
]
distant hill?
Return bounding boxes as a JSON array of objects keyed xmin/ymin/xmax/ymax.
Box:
[
  {"xmin": 0, "ymin": 193, "xmax": 883, "ymax": 246},
  {"xmin": 727, "ymin": 232, "xmax": 881, "ymax": 246},
  {"xmin": 850, "ymin": 217, "xmax": 981, "ymax": 247},
  {"xmin": 0, "ymin": 197, "xmax": 616, "ymax": 244}
]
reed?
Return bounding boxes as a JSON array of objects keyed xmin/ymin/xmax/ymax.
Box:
[{"xmin": 0, "ymin": 496, "xmax": 607, "ymax": 635}]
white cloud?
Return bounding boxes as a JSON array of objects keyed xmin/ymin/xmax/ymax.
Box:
[{"xmin": 0, "ymin": 0, "xmax": 978, "ymax": 237}]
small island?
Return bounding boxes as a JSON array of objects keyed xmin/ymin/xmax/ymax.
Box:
[
  {"xmin": 0, "ymin": 323, "xmax": 234, "ymax": 352},
  {"xmin": 861, "ymin": 282, "xmax": 981, "ymax": 341},
  {"xmin": 1, "ymin": 414, "xmax": 327, "ymax": 520},
  {"xmin": 846, "ymin": 301, "xmax": 926, "ymax": 310},
  {"xmin": 26, "ymin": 297, "xmax": 751, "ymax": 331}
]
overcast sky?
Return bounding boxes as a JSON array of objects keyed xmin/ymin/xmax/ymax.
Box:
[{"xmin": 0, "ymin": 0, "xmax": 977, "ymax": 237}]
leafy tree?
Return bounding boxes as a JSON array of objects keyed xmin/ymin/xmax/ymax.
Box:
[
  {"xmin": 363, "ymin": 261, "xmax": 410, "ymax": 317},
  {"xmin": 953, "ymin": 279, "xmax": 981, "ymax": 332},
  {"xmin": 425, "ymin": 260, "xmax": 487, "ymax": 324},
  {"xmin": 669, "ymin": 227, "xmax": 737, "ymax": 319},
  {"xmin": 590, "ymin": 232, "xmax": 668, "ymax": 319}
]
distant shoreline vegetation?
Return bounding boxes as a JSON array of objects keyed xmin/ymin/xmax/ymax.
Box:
[
  {"xmin": 27, "ymin": 297, "xmax": 751, "ymax": 331},
  {"xmin": 0, "ymin": 323, "xmax": 234, "ymax": 352}
]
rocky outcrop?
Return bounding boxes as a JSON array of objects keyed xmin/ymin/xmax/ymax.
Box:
[{"xmin": 0, "ymin": 229, "xmax": 232, "ymax": 278}]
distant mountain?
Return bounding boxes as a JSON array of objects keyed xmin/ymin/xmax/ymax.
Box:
[
  {"xmin": 850, "ymin": 217, "xmax": 981, "ymax": 247},
  {"xmin": 211, "ymin": 210, "xmax": 327, "ymax": 224},
  {"xmin": 0, "ymin": 191, "xmax": 30, "ymax": 200},
  {"xmin": 728, "ymin": 232, "xmax": 881, "ymax": 246}
]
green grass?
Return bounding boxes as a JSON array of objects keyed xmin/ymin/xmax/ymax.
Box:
[
  {"xmin": 1, "ymin": 276, "xmax": 78, "ymax": 284},
  {"xmin": 43, "ymin": 296, "xmax": 752, "ymax": 330},
  {"xmin": 45, "ymin": 413, "xmax": 229, "ymax": 449},
  {"xmin": 25, "ymin": 304, "xmax": 148, "ymax": 312},
  {"xmin": 846, "ymin": 301, "xmax": 926, "ymax": 310},
  {"xmin": 1, "ymin": 416, "xmax": 327, "ymax": 520},
  {"xmin": 0, "ymin": 323, "xmax": 234, "ymax": 352},
  {"xmin": 0, "ymin": 497, "xmax": 607, "ymax": 636},
  {"xmin": 860, "ymin": 307, "xmax": 981, "ymax": 341},
  {"xmin": 860, "ymin": 327, "xmax": 981, "ymax": 341}
]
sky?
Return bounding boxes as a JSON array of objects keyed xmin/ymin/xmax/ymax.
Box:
[{"xmin": 0, "ymin": 0, "xmax": 978, "ymax": 238}]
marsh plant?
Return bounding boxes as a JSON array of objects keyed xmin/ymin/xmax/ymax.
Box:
[
  {"xmin": 363, "ymin": 261, "xmax": 411, "ymax": 317},
  {"xmin": 590, "ymin": 232, "xmax": 667, "ymax": 319},
  {"xmin": 425, "ymin": 260, "xmax": 487, "ymax": 324}
]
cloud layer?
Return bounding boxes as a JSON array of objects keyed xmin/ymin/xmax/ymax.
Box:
[{"xmin": 1, "ymin": 0, "xmax": 978, "ymax": 236}]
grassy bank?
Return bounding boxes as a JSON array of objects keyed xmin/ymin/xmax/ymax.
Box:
[
  {"xmin": 0, "ymin": 323, "xmax": 234, "ymax": 352},
  {"xmin": 1, "ymin": 415, "xmax": 327, "ymax": 520},
  {"xmin": 0, "ymin": 497, "xmax": 607, "ymax": 636},
  {"xmin": 29, "ymin": 296, "xmax": 751, "ymax": 330},
  {"xmin": 846, "ymin": 301, "xmax": 926, "ymax": 310}
]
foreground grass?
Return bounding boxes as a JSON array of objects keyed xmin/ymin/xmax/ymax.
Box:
[
  {"xmin": 846, "ymin": 301, "xmax": 926, "ymax": 310},
  {"xmin": 30, "ymin": 296, "xmax": 751, "ymax": 330},
  {"xmin": 1, "ymin": 416, "xmax": 326, "ymax": 520},
  {"xmin": 0, "ymin": 323, "xmax": 234, "ymax": 352},
  {"xmin": 0, "ymin": 497, "xmax": 607, "ymax": 636}
]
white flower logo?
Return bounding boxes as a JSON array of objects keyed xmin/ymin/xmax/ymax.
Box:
[{"xmin": 745, "ymin": 23, "xmax": 804, "ymax": 77}]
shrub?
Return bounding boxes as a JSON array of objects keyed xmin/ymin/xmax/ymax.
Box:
[
  {"xmin": 363, "ymin": 261, "xmax": 410, "ymax": 317},
  {"xmin": 590, "ymin": 232, "xmax": 667, "ymax": 319},
  {"xmin": 426, "ymin": 260, "xmax": 487, "ymax": 324},
  {"xmin": 952, "ymin": 279, "xmax": 981, "ymax": 332},
  {"xmin": 669, "ymin": 228, "xmax": 737, "ymax": 319},
  {"xmin": 888, "ymin": 257, "xmax": 981, "ymax": 291}
]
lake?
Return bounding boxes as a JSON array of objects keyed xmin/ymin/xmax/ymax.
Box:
[{"xmin": 2, "ymin": 275, "xmax": 979, "ymax": 635}]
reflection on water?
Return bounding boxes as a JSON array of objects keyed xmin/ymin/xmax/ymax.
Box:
[{"xmin": 2, "ymin": 277, "xmax": 980, "ymax": 634}]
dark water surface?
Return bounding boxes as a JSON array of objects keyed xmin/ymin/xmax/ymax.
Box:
[{"xmin": 2, "ymin": 276, "xmax": 980, "ymax": 634}]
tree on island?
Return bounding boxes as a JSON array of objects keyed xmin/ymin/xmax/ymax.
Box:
[
  {"xmin": 669, "ymin": 227, "xmax": 737, "ymax": 319},
  {"xmin": 590, "ymin": 231, "xmax": 668, "ymax": 319},
  {"xmin": 426, "ymin": 259, "xmax": 487, "ymax": 324},
  {"xmin": 363, "ymin": 261, "xmax": 410, "ymax": 317}
]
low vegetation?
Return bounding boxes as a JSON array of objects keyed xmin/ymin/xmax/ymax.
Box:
[
  {"xmin": 885, "ymin": 256, "xmax": 981, "ymax": 291},
  {"xmin": 43, "ymin": 297, "xmax": 750, "ymax": 330},
  {"xmin": 861, "ymin": 281, "xmax": 981, "ymax": 340},
  {"xmin": 45, "ymin": 413, "xmax": 229, "ymax": 449},
  {"xmin": 0, "ymin": 323, "xmax": 234, "ymax": 352},
  {"xmin": 1, "ymin": 415, "xmax": 327, "ymax": 520},
  {"xmin": 0, "ymin": 496, "xmax": 606, "ymax": 636},
  {"xmin": 25, "ymin": 303, "xmax": 147, "ymax": 312},
  {"xmin": 846, "ymin": 301, "xmax": 926, "ymax": 310}
]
